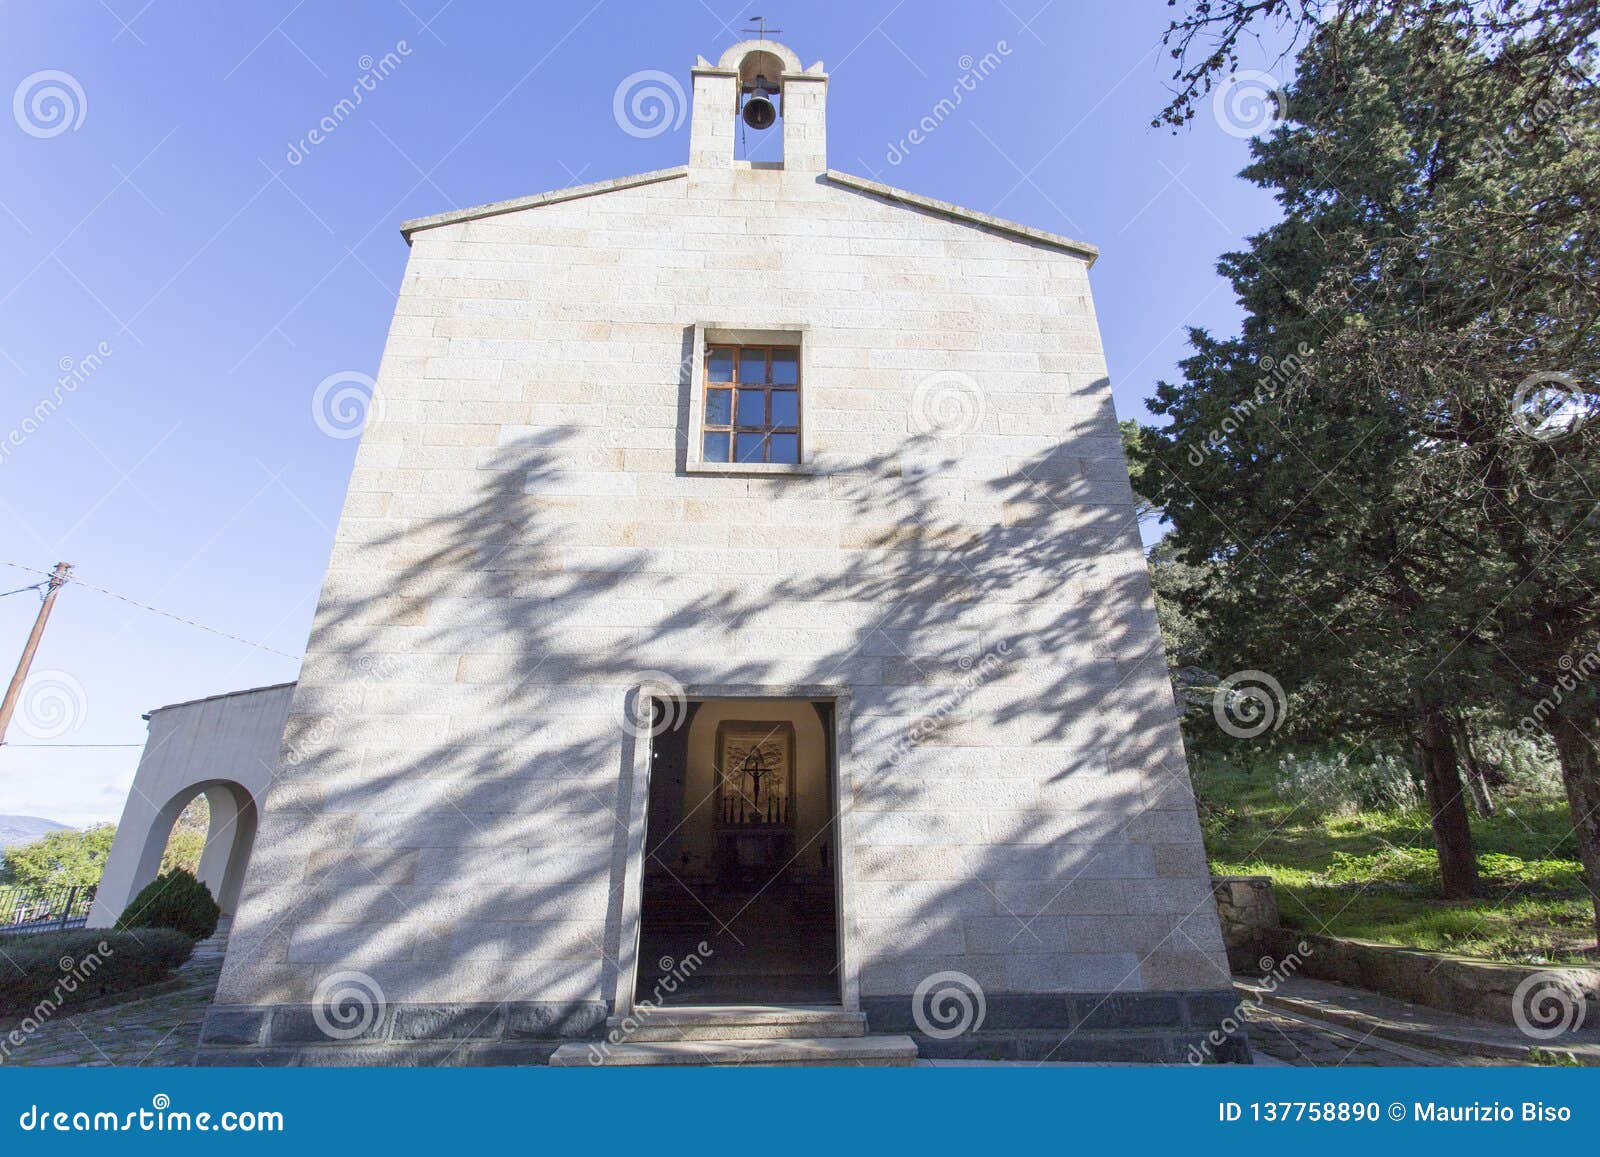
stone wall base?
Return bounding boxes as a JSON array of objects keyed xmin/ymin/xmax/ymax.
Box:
[
  {"xmin": 1249, "ymin": 926, "xmax": 1600, "ymax": 1029},
  {"xmin": 1212, "ymin": 875, "xmax": 1281, "ymax": 961},
  {"xmin": 196, "ymin": 990, "xmax": 1251, "ymax": 1065},
  {"xmin": 195, "ymin": 1001, "xmax": 607, "ymax": 1067},
  {"xmin": 196, "ymin": 998, "xmax": 1248, "ymax": 1068},
  {"xmin": 862, "ymin": 989, "xmax": 1251, "ymax": 1064}
]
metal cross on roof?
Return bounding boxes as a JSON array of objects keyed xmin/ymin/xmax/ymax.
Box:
[{"xmin": 741, "ymin": 15, "xmax": 783, "ymax": 40}]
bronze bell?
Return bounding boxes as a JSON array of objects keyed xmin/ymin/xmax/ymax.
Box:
[{"xmin": 741, "ymin": 77, "xmax": 777, "ymax": 129}]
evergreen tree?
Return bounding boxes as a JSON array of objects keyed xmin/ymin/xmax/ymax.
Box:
[{"xmin": 1139, "ymin": 13, "xmax": 1600, "ymax": 918}]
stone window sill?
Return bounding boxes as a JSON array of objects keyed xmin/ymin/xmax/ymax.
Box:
[{"xmin": 685, "ymin": 460, "xmax": 817, "ymax": 477}]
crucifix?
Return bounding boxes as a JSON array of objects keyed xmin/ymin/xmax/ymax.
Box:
[{"xmin": 742, "ymin": 748, "xmax": 770, "ymax": 811}]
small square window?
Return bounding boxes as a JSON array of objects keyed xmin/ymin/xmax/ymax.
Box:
[{"xmin": 695, "ymin": 340, "xmax": 803, "ymax": 469}]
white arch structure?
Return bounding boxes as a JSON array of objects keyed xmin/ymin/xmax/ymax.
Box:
[{"xmin": 89, "ymin": 683, "xmax": 294, "ymax": 928}]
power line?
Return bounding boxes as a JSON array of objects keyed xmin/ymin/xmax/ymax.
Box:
[
  {"xmin": 0, "ymin": 561, "xmax": 303, "ymax": 661},
  {"xmin": 70, "ymin": 575, "xmax": 305, "ymax": 661},
  {"xmin": 6, "ymin": 742, "xmax": 144, "ymax": 748}
]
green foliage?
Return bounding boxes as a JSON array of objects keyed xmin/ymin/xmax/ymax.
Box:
[
  {"xmin": 1155, "ymin": 0, "xmax": 1600, "ymax": 132},
  {"xmin": 1118, "ymin": 419, "xmax": 1159, "ymax": 525},
  {"xmin": 1139, "ymin": 13, "xmax": 1600, "ymax": 707},
  {"xmin": 0, "ymin": 824, "xmax": 115, "ymax": 890},
  {"xmin": 0, "ymin": 928, "xmax": 193, "ymax": 1019},
  {"xmin": 159, "ymin": 795, "xmax": 210, "ymax": 877},
  {"xmin": 1319, "ymin": 848, "xmax": 1438, "ymax": 889},
  {"xmin": 115, "ymin": 869, "xmax": 219, "ymax": 941},
  {"xmin": 1273, "ymin": 750, "xmax": 1421, "ymax": 815},
  {"xmin": 1475, "ymin": 853, "xmax": 1586, "ymax": 894},
  {"xmin": 1137, "ymin": 8, "xmax": 1600, "ymax": 915},
  {"xmin": 1195, "ymin": 747, "xmax": 1593, "ymax": 961},
  {"xmin": 1527, "ymin": 1049, "xmax": 1584, "ymax": 1067},
  {"xmin": 160, "ymin": 830, "xmax": 205, "ymax": 877},
  {"xmin": 1476, "ymin": 731, "xmax": 1563, "ymax": 795},
  {"xmin": 0, "ymin": 799, "xmax": 209, "ymax": 892}
]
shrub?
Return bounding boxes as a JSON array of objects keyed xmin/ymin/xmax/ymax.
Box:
[
  {"xmin": 1475, "ymin": 729, "xmax": 1562, "ymax": 795},
  {"xmin": 0, "ymin": 928, "xmax": 193, "ymax": 1020},
  {"xmin": 115, "ymin": 869, "xmax": 219, "ymax": 941},
  {"xmin": 1321, "ymin": 847, "xmax": 1438, "ymax": 889},
  {"xmin": 1273, "ymin": 749, "xmax": 1421, "ymax": 815}
]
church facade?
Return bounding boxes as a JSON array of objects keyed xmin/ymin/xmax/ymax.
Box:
[{"xmin": 198, "ymin": 38, "xmax": 1244, "ymax": 1065}]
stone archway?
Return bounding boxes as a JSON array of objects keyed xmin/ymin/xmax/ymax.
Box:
[
  {"xmin": 118, "ymin": 781, "xmax": 258, "ymax": 918},
  {"xmin": 93, "ymin": 776, "xmax": 261, "ymax": 925},
  {"xmin": 88, "ymin": 683, "xmax": 291, "ymax": 928}
]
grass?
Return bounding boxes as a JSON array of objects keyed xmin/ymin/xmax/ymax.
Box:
[{"xmin": 1193, "ymin": 750, "xmax": 1597, "ymax": 964}]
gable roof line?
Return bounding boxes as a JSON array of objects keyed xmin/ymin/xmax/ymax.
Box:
[
  {"xmin": 397, "ymin": 165, "xmax": 1099, "ymax": 264},
  {"xmin": 143, "ymin": 681, "xmax": 297, "ymax": 721},
  {"xmin": 824, "ymin": 171, "xmax": 1098, "ymax": 265},
  {"xmin": 399, "ymin": 166, "xmax": 689, "ymax": 241}
]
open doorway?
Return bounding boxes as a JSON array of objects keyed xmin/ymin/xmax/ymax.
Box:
[{"xmin": 637, "ymin": 697, "xmax": 839, "ymax": 1006}]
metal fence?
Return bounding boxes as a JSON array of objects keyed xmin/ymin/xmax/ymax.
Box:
[{"xmin": 0, "ymin": 884, "xmax": 97, "ymax": 935}]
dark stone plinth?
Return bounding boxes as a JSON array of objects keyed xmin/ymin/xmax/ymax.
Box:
[
  {"xmin": 194, "ymin": 1000, "xmax": 607, "ymax": 1066},
  {"xmin": 862, "ymin": 988, "xmax": 1252, "ymax": 1065}
]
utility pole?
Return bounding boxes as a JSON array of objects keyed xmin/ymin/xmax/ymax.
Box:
[{"xmin": 0, "ymin": 562, "xmax": 71, "ymax": 746}]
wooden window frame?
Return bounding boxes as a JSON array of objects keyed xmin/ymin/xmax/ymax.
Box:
[
  {"xmin": 685, "ymin": 324, "xmax": 813, "ymax": 475},
  {"xmin": 701, "ymin": 344, "xmax": 801, "ymax": 466}
]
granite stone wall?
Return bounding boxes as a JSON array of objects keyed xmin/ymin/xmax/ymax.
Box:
[{"xmin": 205, "ymin": 49, "xmax": 1233, "ymax": 1063}]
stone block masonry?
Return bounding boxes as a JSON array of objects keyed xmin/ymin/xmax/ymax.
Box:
[{"xmin": 200, "ymin": 37, "xmax": 1241, "ymax": 1065}]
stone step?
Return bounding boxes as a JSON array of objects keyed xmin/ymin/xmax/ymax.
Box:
[
  {"xmin": 551, "ymin": 1034, "xmax": 918, "ymax": 1067},
  {"xmin": 606, "ymin": 1005, "xmax": 866, "ymax": 1041}
]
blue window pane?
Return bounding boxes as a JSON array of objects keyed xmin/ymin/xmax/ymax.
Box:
[
  {"xmin": 771, "ymin": 348, "xmax": 798, "ymax": 385},
  {"xmin": 705, "ymin": 388, "xmax": 732, "ymax": 425},
  {"xmin": 703, "ymin": 432, "xmax": 730, "ymax": 462},
  {"xmin": 707, "ymin": 347, "xmax": 734, "ymax": 382},
  {"xmin": 736, "ymin": 433, "xmax": 766, "ymax": 463},
  {"xmin": 736, "ymin": 390, "xmax": 766, "ymax": 427},
  {"xmin": 738, "ymin": 348, "xmax": 767, "ymax": 383},
  {"xmin": 769, "ymin": 433, "xmax": 799, "ymax": 463},
  {"xmin": 770, "ymin": 390, "xmax": 798, "ymax": 427}
]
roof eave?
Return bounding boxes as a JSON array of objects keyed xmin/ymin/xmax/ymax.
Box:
[
  {"xmin": 142, "ymin": 681, "xmax": 298, "ymax": 721},
  {"xmin": 399, "ymin": 165, "xmax": 690, "ymax": 242},
  {"xmin": 395, "ymin": 163, "xmax": 1098, "ymax": 265},
  {"xmin": 824, "ymin": 170, "xmax": 1099, "ymax": 265}
]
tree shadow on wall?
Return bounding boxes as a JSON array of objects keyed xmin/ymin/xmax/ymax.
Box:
[{"xmin": 219, "ymin": 403, "xmax": 1231, "ymax": 1061}]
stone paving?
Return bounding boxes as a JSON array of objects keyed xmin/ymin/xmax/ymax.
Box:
[
  {"xmin": 0, "ymin": 918, "xmax": 1538, "ymax": 1068},
  {"xmin": 0, "ymin": 923, "xmax": 227, "ymax": 1068},
  {"xmin": 1250, "ymin": 973, "xmax": 1600, "ymax": 1063},
  {"xmin": 1242, "ymin": 1003, "xmax": 1480, "ymax": 1066}
]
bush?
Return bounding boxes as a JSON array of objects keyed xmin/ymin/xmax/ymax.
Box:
[
  {"xmin": 115, "ymin": 869, "xmax": 219, "ymax": 941},
  {"xmin": 0, "ymin": 928, "xmax": 194, "ymax": 1020},
  {"xmin": 1475, "ymin": 729, "xmax": 1562, "ymax": 794},
  {"xmin": 1273, "ymin": 749, "xmax": 1421, "ymax": 815},
  {"xmin": 1321, "ymin": 847, "xmax": 1438, "ymax": 889}
]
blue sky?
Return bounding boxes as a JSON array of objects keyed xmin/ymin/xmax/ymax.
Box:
[{"xmin": 0, "ymin": 0, "xmax": 1283, "ymax": 825}]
